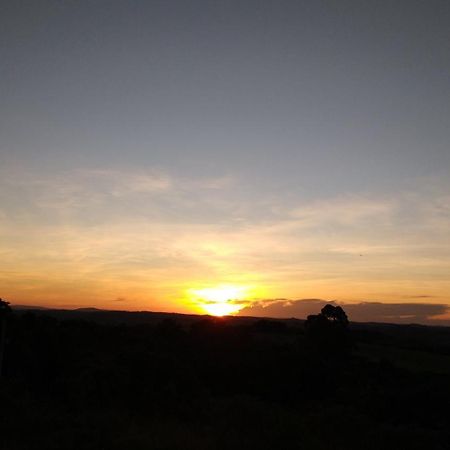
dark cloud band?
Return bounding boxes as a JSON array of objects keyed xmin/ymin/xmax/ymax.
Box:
[{"xmin": 238, "ymin": 299, "xmax": 450, "ymax": 326}]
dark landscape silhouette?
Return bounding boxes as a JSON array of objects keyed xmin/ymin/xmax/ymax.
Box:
[{"xmin": 0, "ymin": 300, "xmax": 449, "ymax": 449}]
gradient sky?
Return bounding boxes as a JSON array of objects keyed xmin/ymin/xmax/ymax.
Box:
[{"xmin": 1, "ymin": 1, "xmax": 450, "ymax": 321}]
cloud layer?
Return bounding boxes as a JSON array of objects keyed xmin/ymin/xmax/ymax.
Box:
[
  {"xmin": 238, "ymin": 299, "xmax": 450, "ymax": 326},
  {"xmin": 1, "ymin": 164, "xmax": 449, "ymax": 314},
  {"xmin": 344, "ymin": 301, "xmax": 449, "ymax": 325}
]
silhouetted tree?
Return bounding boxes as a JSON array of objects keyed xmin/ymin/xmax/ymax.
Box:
[
  {"xmin": 0, "ymin": 299, "xmax": 11, "ymax": 378},
  {"xmin": 305, "ymin": 304, "xmax": 351, "ymax": 354},
  {"xmin": 320, "ymin": 304, "xmax": 349, "ymax": 326}
]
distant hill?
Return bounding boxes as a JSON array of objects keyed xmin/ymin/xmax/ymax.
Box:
[
  {"xmin": 10, "ymin": 304, "xmax": 450, "ymax": 332},
  {"xmin": 11, "ymin": 304, "xmax": 50, "ymax": 310},
  {"xmin": 10, "ymin": 305, "xmax": 278, "ymax": 328}
]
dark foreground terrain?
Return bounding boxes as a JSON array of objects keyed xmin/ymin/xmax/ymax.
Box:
[{"xmin": 1, "ymin": 307, "xmax": 450, "ymax": 450}]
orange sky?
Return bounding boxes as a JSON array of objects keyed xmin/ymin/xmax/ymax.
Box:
[{"xmin": 1, "ymin": 170, "xmax": 449, "ymax": 318}]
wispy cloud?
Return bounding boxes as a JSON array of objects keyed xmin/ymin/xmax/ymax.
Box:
[
  {"xmin": 1, "ymin": 165, "xmax": 449, "ymax": 312},
  {"xmin": 290, "ymin": 195, "xmax": 395, "ymax": 228}
]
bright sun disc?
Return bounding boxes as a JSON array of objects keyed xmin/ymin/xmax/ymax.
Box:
[{"xmin": 188, "ymin": 285, "xmax": 248, "ymax": 316}]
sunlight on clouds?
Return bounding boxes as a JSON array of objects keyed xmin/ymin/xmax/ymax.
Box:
[
  {"xmin": 1, "ymin": 166, "xmax": 450, "ymax": 312},
  {"xmin": 187, "ymin": 285, "xmax": 251, "ymax": 316}
]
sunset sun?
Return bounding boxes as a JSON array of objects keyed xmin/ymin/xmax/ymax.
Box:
[{"xmin": 188, "ymin": 285, "xmax": 248, "ymax": 316}]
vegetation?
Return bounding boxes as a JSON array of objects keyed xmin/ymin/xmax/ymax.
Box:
[{"xmin": 0, "ymin": 305, "xmax": 449, "ymax": 449}]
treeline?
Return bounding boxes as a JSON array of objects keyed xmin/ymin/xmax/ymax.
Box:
[{"xmin": 0, "ymin": 310, "xmax": 449, "ymax": 450}]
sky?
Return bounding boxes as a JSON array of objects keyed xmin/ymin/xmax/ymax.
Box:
[{"xmin": 1, "ymin": 0, "xmax": 450, "ymax": 323}]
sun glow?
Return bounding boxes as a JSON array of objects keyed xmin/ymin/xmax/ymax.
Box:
[{"xmin": 188, "ymin": 285, "xmax": 249, "ymax": 316}]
